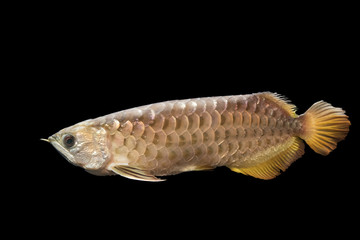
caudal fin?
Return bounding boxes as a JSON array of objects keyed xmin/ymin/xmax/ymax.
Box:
[{"xmin": 300, "ymin": 101, "xmax": 350, "ymax": 155}]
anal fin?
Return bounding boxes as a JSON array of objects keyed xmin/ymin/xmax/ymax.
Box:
[
  {"xmin": 230, "ymin": 137, "xmax": 305, "ymax": 180},
  {"xmin": 112, "ymin": 165, "xmax": 165, "ymax": 182}
]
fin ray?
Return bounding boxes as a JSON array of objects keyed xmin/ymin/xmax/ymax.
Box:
[
  {"xmin": 259, "ymin": 92, "xmax": 297, "ymax": 117},
  {"xmin": 300, "ymin": 101, "xmax": 350, "ymax": 156},
  {"xmin": 230, "ymin": 137, "xmax": 305, "ymax": 180},
  {"xmin": 112, "ymin": 165, "xmax": 165, "ymax": 182}
]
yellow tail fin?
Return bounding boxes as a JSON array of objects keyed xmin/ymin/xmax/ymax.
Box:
[{"xmin": 300, "ymin": 101, "xmax": 350, "ymax": 155}]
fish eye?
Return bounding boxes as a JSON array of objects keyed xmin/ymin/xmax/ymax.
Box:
[{"xmin": 62, "ymin": 134, "xmax": 76, "ymax": 148}]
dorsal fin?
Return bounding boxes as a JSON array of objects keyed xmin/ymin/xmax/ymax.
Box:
[
  {"xmin": 229, "ymin": 137, "xmax": 305, "ymax": 180},
  {"xmin": 259, "ymin": 92, "xmax": 298, "ymax": 117}
]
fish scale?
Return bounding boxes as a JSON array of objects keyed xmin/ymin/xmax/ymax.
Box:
[
  {"xmin": 106, "ymin": 93, "xmax": 302, "ymax": 176},
  {"xmin": 45, "ymin": 92, "xmax": 350, "ymax": 181}
]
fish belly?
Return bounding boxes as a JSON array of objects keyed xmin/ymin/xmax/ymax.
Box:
[{"xmin": 106, "ymin": 93, "xmax": 302, "ymax": 176}]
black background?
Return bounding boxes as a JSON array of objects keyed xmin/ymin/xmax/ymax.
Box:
[{"xmin": 9, "ymin": 5, "xmax": 358, "ymax": 238}]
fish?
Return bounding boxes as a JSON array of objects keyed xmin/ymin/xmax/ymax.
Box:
[{"xmin": 43, "ymin": 92, "xmax": 350, "ymax": 182}]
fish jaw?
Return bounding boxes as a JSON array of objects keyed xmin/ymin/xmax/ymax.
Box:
[{"xmin": 48, "ymin": 135, "xmax": 77, "ymax": 166}]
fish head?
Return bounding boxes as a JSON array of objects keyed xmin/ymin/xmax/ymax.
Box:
[{"xmin": 47, "ymin": 123, "xmax": 110, "ymax": 173}]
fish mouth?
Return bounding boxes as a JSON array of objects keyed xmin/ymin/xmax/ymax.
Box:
[{"xmin": 48, "ymin": 135, "xmax": 77, "ymax": 166}]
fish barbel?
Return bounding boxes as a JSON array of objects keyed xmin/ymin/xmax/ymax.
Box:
[{"xmin": 44, "ymin": 92, "xmax": 350, "ymax": 181}]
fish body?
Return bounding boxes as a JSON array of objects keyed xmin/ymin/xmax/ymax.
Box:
[{"xmin": 45, "ymin": 92, "xmax": 350, "ymax": 181}]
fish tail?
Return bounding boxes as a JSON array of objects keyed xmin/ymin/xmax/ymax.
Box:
[{"xmin": 299, "ymin": 101, "xmax": 350, "ymax": 156}]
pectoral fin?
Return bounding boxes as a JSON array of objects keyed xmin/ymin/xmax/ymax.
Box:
[{"xmin": 112, "ymin": 165, "xmax": 165, "ymax": 182}]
